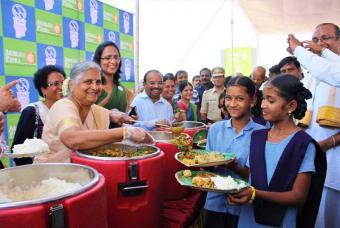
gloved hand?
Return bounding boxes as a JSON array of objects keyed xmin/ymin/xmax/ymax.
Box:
[
  {"xmin": 125, "ymin": 126, "xmax": 154, "ymax": 144},
  {"xmin": 110, "ymin": 109, "xmax": 134, "ymax": 124},
  {"xmin": 125, "ymin": 126, "xmax": 146, "ymax": 143}
]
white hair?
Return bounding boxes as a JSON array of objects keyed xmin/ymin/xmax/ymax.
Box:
[{"xmin": 70, "ymin": 61, "xmax": 101, "ymax": 84}]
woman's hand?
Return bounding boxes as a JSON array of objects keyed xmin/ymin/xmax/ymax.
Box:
[
  {"xmin": 110, "ymin": 109, "xmax": 134, "ymax": 124},
  {"xmin": 227, "ymin": 187, "xmax": 253, "ymax": 205},
  {"xmin": 224, "ymin": 157, "xmax": 238, "ymax": 170}
]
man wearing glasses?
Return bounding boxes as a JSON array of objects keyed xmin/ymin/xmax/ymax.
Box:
[
  {"xmin": 288, "ymin": 23, "xmax": 340, "ymax": 87},
  {"xmin": 288, "ymin": 23, "xmax": 340, "ymax": 228}
]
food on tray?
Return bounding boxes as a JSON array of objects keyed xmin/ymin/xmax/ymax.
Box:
[
  {"xmin": 192, "ymin": 174, "xmax": 246, "ymax": 191},
  {"xmin": 91, "ymin": 146, "xmax": 155, "ymax": 158},
  {"xmin": 176, "ymin": 170, "xmax": 249, "ymax": 193},
  {"xmin": 0, "ymin": 178, "xmax": 82, "ymax": 202},
  {"xmin": 12, "ymin": 138, "xmax": 49, "ymax": 156},
  {"xmin": 192, "ymin": 176, "xmax": 215, "ymax": 188},
  {"xmin": 182, "ymin": 169, "xmax": 192, "ymax": 178},
  {"xmin": 178, "ymin": 151, "xmax": 225, "ymax": 166}
]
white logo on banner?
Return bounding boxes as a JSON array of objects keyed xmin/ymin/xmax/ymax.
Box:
[
  {"xmin": 123, "ymin": 12, "xmax": 130, "ymax": 34},
  {"xmin": 16, "ymin": 78, "xmax": 30, "ymax": 109},
  {"xmin": 124, "ymin": 59, "xmax": 131, "ymax": 81},
  {"xmin": 45, "ymin": 46, "xmax": 57, "ymax": 65},
  {"xmin": 44, "ymin": 0, "xmax": 54, "ymax": 11},
  {"xmin": 12, "ymin": 4, "xmax": 27, "ymax": 38},
  {"xmin": 69, "ymin": 20, "xmax": 79, "ymax": 48},
  {"xmin": 108, "ymin": 31, "xmax": 116, "ymax": 43},
  {"xmin": 90, "ymin": 0, "xmax": 98, "ymax": 24}
]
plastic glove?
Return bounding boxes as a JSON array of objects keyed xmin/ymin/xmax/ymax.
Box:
[{"xmin": 125, "ymin": 126, "xmax": 146, "ymax": 143}]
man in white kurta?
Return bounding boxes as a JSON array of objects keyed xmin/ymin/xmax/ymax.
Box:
[{"xmin": 289, "ymin": 23, "xmax": 340, "ymax": 228}]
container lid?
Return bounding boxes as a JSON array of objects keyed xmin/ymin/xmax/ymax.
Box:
[
  {"xmin": 0, "ymin": 163, "xmax": 99, "ymax": 209},
  {"xmin": 76, "ymin": 142, "xmax": 160, "ymax": 161}
]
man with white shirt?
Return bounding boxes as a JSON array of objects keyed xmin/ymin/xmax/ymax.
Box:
[
  {"xmin": 130, "ymin": 70, "xmax": 173, "ymax": 130},
  {"xmin": 288, "ymin": 22, "xmax": 340, "ymax": 228},
  {"xmin": 288, "ymin": 23, "xmax": 340, "ymax": 87}
]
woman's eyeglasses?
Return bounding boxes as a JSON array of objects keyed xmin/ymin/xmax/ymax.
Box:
[
  {"xmin": 100, "ymin": 55, "xmax": 120, "ymax": 61},
  {"xmin": 47, "ymin": 81, "xmax": 64, "ymax": 87}
]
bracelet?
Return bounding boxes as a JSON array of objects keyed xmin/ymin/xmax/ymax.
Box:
[
  {"xmin": 248, "ymin": 186, "xmax": 256, "ymax": 204},
  {"xmin": 331, "ymin": 135, "xmax": 336, "ymax": 148},
  {"xmin": 122, "ymin": 127, "xmax": 127, "ymax": 141}
]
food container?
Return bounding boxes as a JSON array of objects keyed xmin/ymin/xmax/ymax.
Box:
[
  {"xmin": 148, "ymin": 131, "xmax": 191, "ymax": 201},
  {"xmin": 157, "ymin": 121, "xmax": 207, "ymax": 138},
  {"xmin": 72, "ymin": 143, "xmax": 164, "ymax": 228},
  {"xmin": 0, "ymin": 163, "xmax": 107, "ymax": 228}
]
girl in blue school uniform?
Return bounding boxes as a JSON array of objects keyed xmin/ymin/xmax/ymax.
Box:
[
  {"xmin": 228, "ymin": 74, "xmax": 327, "ymax": 228},
  {"xmin": 204, "ymin": 76, "xmax": 265, "ymax": 228}
]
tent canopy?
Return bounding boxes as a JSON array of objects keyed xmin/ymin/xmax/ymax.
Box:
[{"xmin": 240, "ymin": 0, "xmax": 340, "ymax": 34}]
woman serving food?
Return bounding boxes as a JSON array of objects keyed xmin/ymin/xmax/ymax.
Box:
[{"xmin": 35, "ymin": 61, "xmax": 153, "ymax": 163}]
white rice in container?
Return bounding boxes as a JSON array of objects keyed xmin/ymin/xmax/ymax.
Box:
[
  {"xmin": 0, "ymin": 178, "xmax": 82, "ymax": 202},
  {"xmin": 12, "ymin": 138, "xmax": 49, "ymax": 155}
]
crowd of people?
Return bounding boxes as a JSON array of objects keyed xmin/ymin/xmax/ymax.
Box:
[{"xmin": 0, "ymin": 22, "xmax": 339, "ymax": 228}]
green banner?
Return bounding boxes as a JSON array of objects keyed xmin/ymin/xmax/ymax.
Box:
[
  {"xmin": 103, "ymin": 4, "xmax": 119, "ymax": 31},
  {"xmin": 120, "ymin": 34, "xmax": 134, "ymax": 59},
  {"xmin": 64, "ymin": 48, "xmax": 85, "ymax": 75},
  {"xmin": 225, "ymin": 47, "xmax": 254, "ymax": 76},
  {"xmin": 3, "ymin": 38, "xmax": 37, "ymax": 76},
  {"xmin": 36, "ymin": 9, "xmax": 63, "ymax": 46},
  {"xmin": 121, "ymin": 81, "xmax": 135, "ymax": 90},
  {"xmin": 85, "ymin": 23, "xmax": 104, "ymax": 52},
  {"xmin": 13, "ymin": 0, "xmax": 35, "ymax": 7},
  {"xmin": 62, "ymin": 0, "xmax": 85, "ymax": 21},
  {"xmin": 0, "ymin": 76, "xmax": 4, "ymax": 86}
]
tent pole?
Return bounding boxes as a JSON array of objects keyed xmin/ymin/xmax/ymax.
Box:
[
  {"xmin": 134, "ymin": 0, "xmax": 140, "ymax": 93},
  {"xmin": 231, "ymin": 0, "xmax": 234, "ymax": 75}
]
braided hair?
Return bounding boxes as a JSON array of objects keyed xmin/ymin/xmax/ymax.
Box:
[{"xmin": 266, "ymin": 74, "xmax": 312, "ymax": 119}]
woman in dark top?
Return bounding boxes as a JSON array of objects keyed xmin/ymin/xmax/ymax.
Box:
[{"xmin": 11, "ymin": 65, "xmax": 65, "ymax": 165}]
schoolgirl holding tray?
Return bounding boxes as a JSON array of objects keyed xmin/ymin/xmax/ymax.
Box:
[
  {"xmin": 204, "ymin": 76, "xmax": 264, "ymax": 228},
  {"xmin": 228, "ymin": 74, "xmax": 326, "ymax": 228}
]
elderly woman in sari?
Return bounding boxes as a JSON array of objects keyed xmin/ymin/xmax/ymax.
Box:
[{"xmin": 35, "ymin": 61, "xmax": 152, "ymax": 163}]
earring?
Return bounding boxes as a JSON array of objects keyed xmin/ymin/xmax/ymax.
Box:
[{"xmin": 288, "ymin": 111, "xmax": 292, "ymax": 117}]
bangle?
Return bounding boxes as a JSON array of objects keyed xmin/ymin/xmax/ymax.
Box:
[
  {"xmin": 122, "ymin": 127, "xmax": 127, "ymax": 140},
  {"xmin": 331, "ymin": 135, "xmax": 336, "ymax": 148},
  {"xmin": 248, "ymin": 186, "xmax": 256, "ymax": 204}
]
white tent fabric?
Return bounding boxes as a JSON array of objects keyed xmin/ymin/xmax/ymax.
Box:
[{"xmin": 239, "ymin": 0, "xmax": 340, "ymax": 33}]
